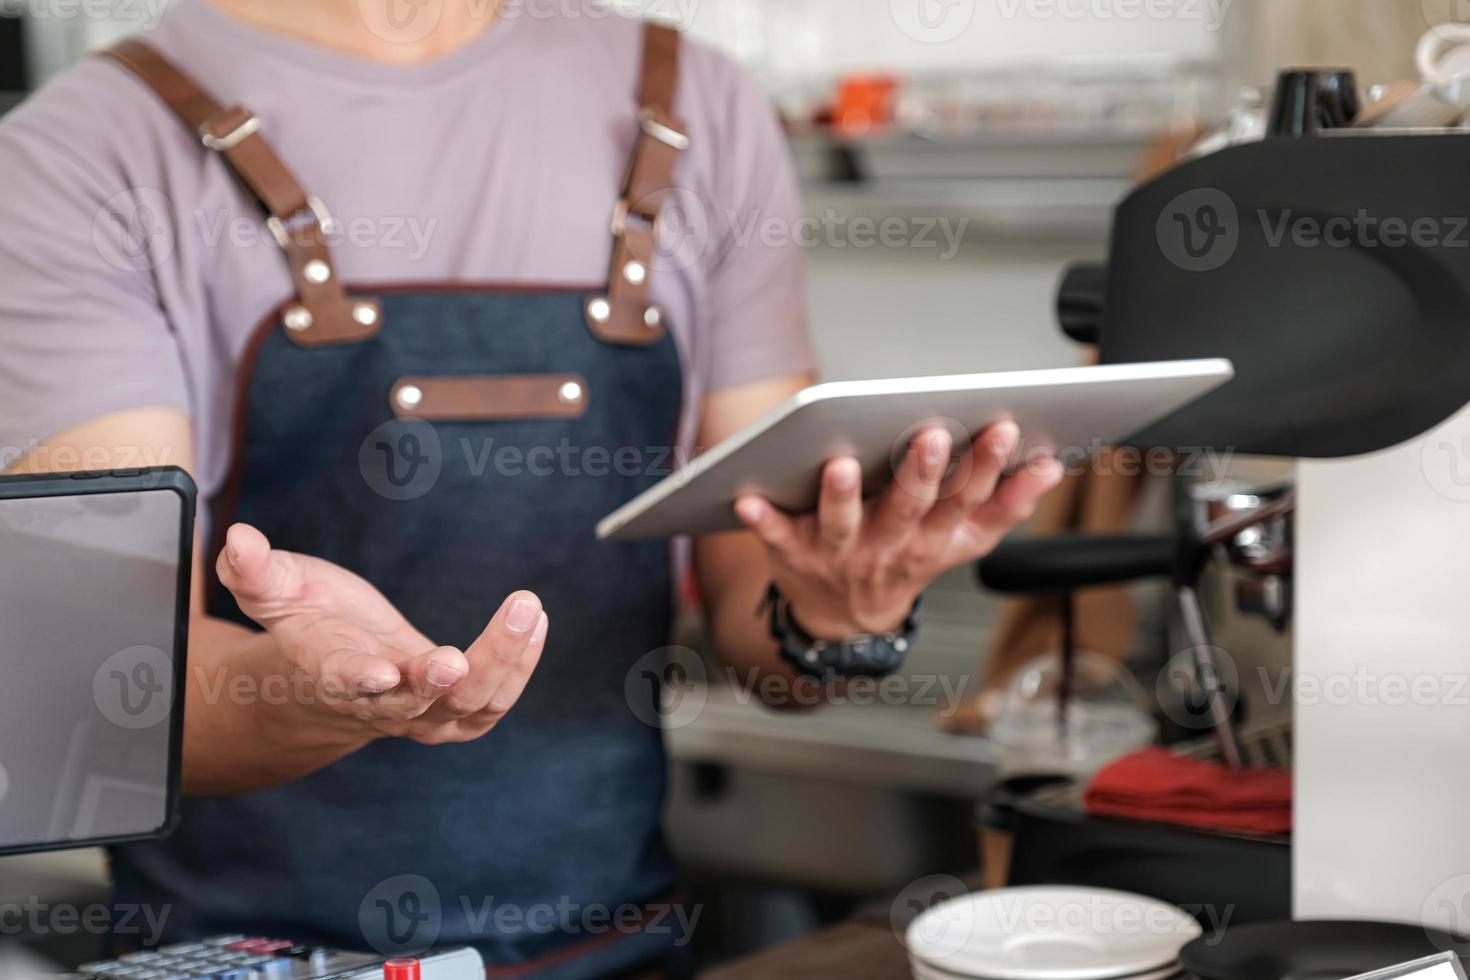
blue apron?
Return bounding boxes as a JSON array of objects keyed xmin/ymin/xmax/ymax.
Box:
[{"xmin": 101, "ymin": 25, "xmax": 692, "ymax": 979}]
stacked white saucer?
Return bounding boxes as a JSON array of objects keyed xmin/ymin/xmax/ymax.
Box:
[{"xmin": 905, "ymin": 886, "xmax": 1202, "ymax": 980}]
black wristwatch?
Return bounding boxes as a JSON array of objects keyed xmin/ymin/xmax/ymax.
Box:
[{"xmin": 765, "ymin": 583, "xmax": 922, "ymax": 679}]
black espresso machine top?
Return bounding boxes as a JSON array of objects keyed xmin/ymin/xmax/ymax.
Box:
[{"xmin": 1064, "ymin": 118, "xmax": 1470, "ymax": 460}]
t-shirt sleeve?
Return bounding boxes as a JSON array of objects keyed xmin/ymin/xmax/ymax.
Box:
[
  {"xmin": 694, "ymin": 56, "xmax": 817, "ymax": 393},
  {"xmin": 0, "ymin": 88, "xmax": 190, "ymax": 469}
]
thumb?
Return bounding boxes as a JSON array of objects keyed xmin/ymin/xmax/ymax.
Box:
[{"xmin": 216, "ymin": 523, "xmax": 301, "ymax": 621}]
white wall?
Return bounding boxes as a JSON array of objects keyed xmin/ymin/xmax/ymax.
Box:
[
  {"xmin": 685, "ymin": 0, "xmax": 1225, "ymax": 85},
  {"xmin": 1295, "ymin": 409, "xmax": 1470, "ymax": 929},
  {"xmin": 21, "ymin": 0, "xmax": 1226, "ymax": 87}
]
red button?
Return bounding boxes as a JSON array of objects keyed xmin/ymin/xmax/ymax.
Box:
[
  {"xmin": 384, "ymin": 958, "xmax": 421, "ymax": 980},
  {"xmin": 226, "ymin": 938, "xmax": 267, "ymax": 951}
]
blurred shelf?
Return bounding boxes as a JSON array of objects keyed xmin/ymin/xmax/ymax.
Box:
[
  {"xmin": 801, "ymin": 176, "xmax": 1128, "ymax": 239},
  {"xmin": 792, "ymin": 129, "xmax": 1152, "ymax": 238},
  {"xmin": 792, "ymin": 128, "xmax": 1160, "ymax": 180},
  {"xmin": 666, "ymin": 687, "xmax": 1000, "ymax": 797}
]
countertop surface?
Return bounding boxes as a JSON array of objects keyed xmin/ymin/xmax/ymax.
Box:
[
  {"xmin": 703, "ymin": 920, "xmax": 911, "ymax": 980},
  {"xmin": 703, "ymin": 921, "xmax": 1201, "ymax": 980}
]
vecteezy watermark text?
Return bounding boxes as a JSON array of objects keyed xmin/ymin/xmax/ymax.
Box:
[
  {"xmin": 194, "ymin": 210, "xmax": 439, "ymax": 262},
  {"xmin": 0, "ymin": 0, "xmax": 167, "ymax": 31},
  {"xmin": 0, "ymin": 441, "xmax": 176, "ymax": 475},
  {"xmin": 997, "ymin": 0, "xmax": 1234, "ymax": 31},
  {"xmin": 355, "ymin": 0, "xmax": 701, "ymax": 46},
  {"xmin": 0, "ymin": 900, "xmax": 169, "ymax": 946},
  {"xmin": 727, "ymin": 210, "xmax": 970, "ymax": 263},
  {"xmin": 1158, "ymin": 187, "xmax": 1470, "ymax": 273},
  {"xmin": 356, "ymin": 873, "xmax": 699, "ymax": 957}
]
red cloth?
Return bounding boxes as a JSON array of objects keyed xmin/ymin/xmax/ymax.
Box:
[{"xmin": 1083, "ymin": 747, "xmax": 1292, "ymax": 836}]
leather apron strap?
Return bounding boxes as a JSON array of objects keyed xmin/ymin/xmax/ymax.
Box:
[
  {"xmin": 584, "ymin": 22, "xmax": 688, "ymax": 346},
  {"xmin": 100, "ymin": 38, "xmax": 381, "ymax": 348},
  {"xmin": 99, "ymin": 21, "xmax": 687, "ymax": 349}
]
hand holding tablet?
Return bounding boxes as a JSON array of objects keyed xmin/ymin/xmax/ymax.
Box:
[
  {"xmin": 597, "ymin": 359, "xmax": 1234, "ymax": 541},
  {"xmin": 598, "ymin": 358, "xmax": 1233, "ymax": 641},
  {"xmin": 733, "ymin": 416, "xmax": 1064, "ymax": 638}
]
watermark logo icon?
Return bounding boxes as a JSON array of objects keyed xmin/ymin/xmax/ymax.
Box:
[
  {"xmin": 1423, "ymin": 874, "xmax": 1470, "ymax": 954},
  {"xmin": 627, "ymin": 186, "xmax": 713, "ymax": 276},
  {"xmin": 93, "ymin": 188, "xmax": 175, "ymax": 274},
  {"xmin": 1422, "ymin": 412, "xmax": 1470, "ymax": 502},
  {"xmin": 359, "ymin": 874, "xmax": 442, "ymax": 956},
  {"xmin": 1156, "ymin": 645, "xmax": 1239, "ymax": 731},
  {"xmin": 359, "ymin": 418, "xmax": 444, "ymax": 501},
  {"xmin": 890, "ymin": 874, "xmax": 974, "ymax": 958},
  {"xmin": 359, "ymin": 0, "xmax": 445, "ymax": 44},
  {"xmin": 1156, "ymin": 188, "xmax": 1239, "ymax": 273},
  {"xmin": 1423, "ymin": 0, "xmax": 1470, "ymax": 38},
  {"xmin": 889, "ymin": 417, "xmax": 975, "ymax": 502},
  {"xmin": 93, "ymin": 646, "xmax": 173, "ymax": 730},
  {"xmin": 891, "ymin": 0, "xmax": 976, "ymax": 43},
  {"xmin": 625, "ymin": 646, "xmax": 707, "ymax": 730}
]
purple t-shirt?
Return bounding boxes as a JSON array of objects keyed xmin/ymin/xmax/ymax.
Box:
[{"xmin": 0, "ymin": 0, "xmax": 813, "ymax": 502}]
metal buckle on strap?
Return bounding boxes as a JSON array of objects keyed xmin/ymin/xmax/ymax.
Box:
[
  {"xmin": 610, "ymin": 197, "xmax": 665, "ymax": 238},
  {"xmin": 266, "ymin": 195, "xmax": 338, "ymax": 249},
  {"xmin": 610, "ymin": 199, "xmax": 633, "ymax": 236},
  {"xmin": 639, "ymin": 108, "xmax": 690, "ymax": 151},
  {"xmin": 199, "ymin": 114, "xmax": 261, "ymax": 152}
]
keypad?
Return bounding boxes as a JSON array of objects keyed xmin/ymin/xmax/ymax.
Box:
[{"xmin": 73, "ymin": 935, "xmax": 352, "ymax": 979}]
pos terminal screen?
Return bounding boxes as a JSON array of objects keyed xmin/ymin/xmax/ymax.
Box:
[{"xmin": 0, "ymin": 478, "xmax": 191, "ymax": 854}]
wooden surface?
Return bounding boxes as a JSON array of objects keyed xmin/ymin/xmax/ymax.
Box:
[{"xmin": 702, "ymin": 921, "xmax": 911, "ymax": 980}]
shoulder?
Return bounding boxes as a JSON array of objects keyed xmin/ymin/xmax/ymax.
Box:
[{"xmin": 0, "ymin": 48, "xmax": 199, "ymax": 188}]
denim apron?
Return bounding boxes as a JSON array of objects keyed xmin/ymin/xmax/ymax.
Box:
[{"xmin": 101, "ymin": 26, "xmax": 691, "ymax": 979}]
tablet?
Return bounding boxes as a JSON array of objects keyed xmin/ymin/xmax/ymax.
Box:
[
  {"xmin": 0, "ymin": 468, "xmax": 195, "ymax": 856},
  {"xmin": 596, "ymin": 359, "xmax": 1233, "ymax": 541}
]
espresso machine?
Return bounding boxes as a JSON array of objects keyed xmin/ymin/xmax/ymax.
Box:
[{"xmin": 988, "ymin": 68, "xmax": 1470, "ymax": 940}]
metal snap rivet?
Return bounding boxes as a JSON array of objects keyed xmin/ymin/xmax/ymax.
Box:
[
  {"xmin": 283, "ymin": 306, "xmax": 314, "ymax": 332},
  {"xmin": 353, "ymin": 303, "xmax": 379, "ymax": 327},
  {"xmin": 644, "ymin": 306, "xmax": 663, "ymax": 329},
  {"xmin": 587, "ymin": 297, "xmax": 611, "ymax": 323},
  {"xmin": 396, "ymin": 385, "xmax": 424, "ymax": 410},
  {"xmin": 623, "ymin": 260, "xmax": 647, "ymax": 286},
  {"xmin": 559, "ymin": 381, "xmax": 584, "ymax": 405},
  {"xmin": 303, "ymin": 259, "xmax": 332, "ymax": 285}
]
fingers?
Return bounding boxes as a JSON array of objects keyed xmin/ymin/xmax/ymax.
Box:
[
  {"xmin": 482, "ymin": 611, "xmax": 548, "ymax": 718},
  {"xmin": 816, "ymin": 457, "xmax": 863, "ymax": 553},
  {"xmin": 872, "ymin": 428, "xmax": 951, "ymax": 546},
  {"xmin": 430, "ymin": 591, "xmax": 544, "ymax": 719},
  {"xmin": 316, "ymin": 646, "xmax": 405, "ymax": 704},
  {"xmin": 216, "ymin": 523, "xmax": 302, "ymax": 622},
  {"xmin": 976, "ymin": 454, "xmax": 1064, "ymax": 526},
  {"xmin": 735, "ymin": 496, "xmax": 800, "ymax": 554},
  {"xmin": 949, "ymin": 454, "xmax": 1065, "ymax": 564},
  {"xmin": 400, "ymin": 645, "xmax": 470, "ymax": 700},
  {"xmin": 341, "ymin": 645, "xmax": 468, "ymax": 722},
  {"xmin": 925, "ymin": 421, "xmax": 1020, "ymax": 534}
]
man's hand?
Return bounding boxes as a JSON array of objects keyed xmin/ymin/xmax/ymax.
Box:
[
  {"xmin": 734, "ymin": 421, "xmax": 1062, "ymax": 639},
  {"xmin": 217, "ymin": 523, "xmax": 548, "ymax": 747}
]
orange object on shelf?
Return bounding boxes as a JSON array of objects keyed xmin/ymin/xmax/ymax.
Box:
[{"xmin": 834, "ymin": 73, "xmax": 900, "ymax": 137}]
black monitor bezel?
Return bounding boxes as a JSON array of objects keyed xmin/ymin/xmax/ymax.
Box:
[{"xmin": 0, "ymin": 467, "xmax": 195, "ymax": 857}]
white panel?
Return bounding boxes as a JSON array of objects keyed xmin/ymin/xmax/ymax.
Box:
[
  {"xmin": 1295, "ymin": 404, "xmax": 1470, "ymax": 931},
  {"xmin": 685, "ymin": 0, "xmax": 1223, "ymax": 83}
]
